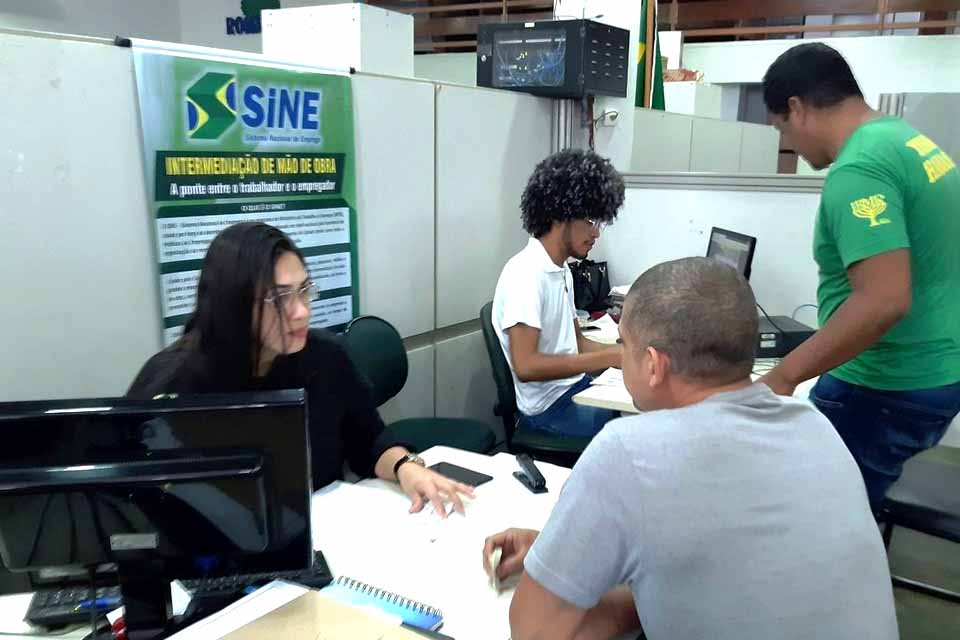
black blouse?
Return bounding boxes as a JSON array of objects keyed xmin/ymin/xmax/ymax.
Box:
[{"xmin": 127, "ymin": 330, "xmax": 401, "ymax": 490}]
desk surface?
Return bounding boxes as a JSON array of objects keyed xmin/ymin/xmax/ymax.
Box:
[
  {"xmin": 0, "ymin": 447, "xmax": 570, "ymax": 640},
  {"xmin": 312, "ymin": 447, "xmax": 571, "ymax": 640},
  {"xmin": 574, "ymin": 362, "xmax": 819, "ymax": 413}
]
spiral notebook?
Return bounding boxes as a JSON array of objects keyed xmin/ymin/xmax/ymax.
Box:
[{"xmin": 319, "ymin": 576, "xmax": 444, "ymax": 631}]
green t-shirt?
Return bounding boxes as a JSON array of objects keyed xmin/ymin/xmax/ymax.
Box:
[{"xmin": 814, "ymin": 116, "xmax": 960, "ymax": 390}]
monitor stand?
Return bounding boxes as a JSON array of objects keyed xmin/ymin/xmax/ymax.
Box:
[
  {"xmin": 105, "ymin": 550, "xmax": 248, "ymax": 640},
  {"xmin": 114, "ymin": 549, "xmax": 172, "ymax": 640}
]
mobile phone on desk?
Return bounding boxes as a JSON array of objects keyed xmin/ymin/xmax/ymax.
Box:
[{"xmin": 428, "ymin": 462, "xmax": 493, "ymax": 487}]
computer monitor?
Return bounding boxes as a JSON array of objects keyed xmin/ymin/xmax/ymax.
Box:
[
  {"xmin": 0, "ymin": 390, "xmax": 311, "ymax": 634},
  {"xmin": 706, "ymin": 227, "xmax": 757, "ymax": 280}
]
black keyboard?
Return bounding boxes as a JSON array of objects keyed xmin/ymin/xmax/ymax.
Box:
[{"xmin": 25, "ymin": 552, "xmax": 333, "ymax": 629}]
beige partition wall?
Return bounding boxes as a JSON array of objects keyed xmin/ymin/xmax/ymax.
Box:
[
  {"xmin": 353, "ymin": 74, "xmax": 436, "ymax": 339},
  {"xmin": 632, "ymin": 109, "xmax": 779, "ymax": 174},
  {"xmin": 435, "ymin": 84, "xmax": 553, "ymax": 329},
  {"xmin": 430, "ymin": 84, "xmax": 554, "ymax": 440},
  {"xmin": 0, "ymin": 31, "xmax": 162, "ymax": 402}
]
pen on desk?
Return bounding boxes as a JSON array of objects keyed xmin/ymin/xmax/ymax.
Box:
[{"xmin": 75, "ymin": 595, "xmax": 122, "ymax": 611}]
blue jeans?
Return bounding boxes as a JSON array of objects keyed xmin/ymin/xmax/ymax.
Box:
[
  {"xmin": 518, "ymin": 376, "xmax": 620, "ymax": 438},
  {"xmin": 810, "ymin": 373, "xmax": 960, "ymax": 513}
]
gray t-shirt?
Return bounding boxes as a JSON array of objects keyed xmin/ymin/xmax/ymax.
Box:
[{"xmin": 525, "ymin": 384, "xmax": 898, "ymax": 640}]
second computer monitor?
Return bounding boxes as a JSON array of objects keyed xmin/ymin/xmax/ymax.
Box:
[{"xmin": 706, "ymin": 227, "xmax": 757, "ymax": 280}]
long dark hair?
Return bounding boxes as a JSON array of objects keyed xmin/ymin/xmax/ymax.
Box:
[{"xmin": 182, "ymin": 222, "xmax": 305, "ymax": 388}]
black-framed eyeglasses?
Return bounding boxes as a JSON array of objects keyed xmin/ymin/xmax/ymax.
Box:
[{"xmin": 264, "ymin": 281, "xmax": 320, "ymax": 311}]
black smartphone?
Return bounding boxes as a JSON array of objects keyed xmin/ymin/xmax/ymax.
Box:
[{"xmin": 428, "ymin": 462, "xmax": 494, "ymax": 487}]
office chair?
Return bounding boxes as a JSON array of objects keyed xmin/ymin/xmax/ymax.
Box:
[
  {"xmin": 879, "ymin": 445, "xmax": 960, "ymax": 603},
  {"xmin": 342, "ymin": 316, "xmax": 496, "ymax": 455},
  {"xmin": 479, "ymin": 302, "xmax": 591, "ymax": 468}
]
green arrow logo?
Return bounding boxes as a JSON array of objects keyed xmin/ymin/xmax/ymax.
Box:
[
  {"xmin": 241, "ymin": 0, "xmax": 281, "ymax": 18},
  {"xmin": 186, "ymin": 72, "xmax": 238, "ymax": 140}
]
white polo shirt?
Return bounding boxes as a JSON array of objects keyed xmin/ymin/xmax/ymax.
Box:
[{"xmin": 493, "ymin": 237, "xmax": 583, "ymax": 416}]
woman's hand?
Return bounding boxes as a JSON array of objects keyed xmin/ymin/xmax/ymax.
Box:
[{"xmin": 396, "ymin": 464, "xmax": 475, "ymax": 518}]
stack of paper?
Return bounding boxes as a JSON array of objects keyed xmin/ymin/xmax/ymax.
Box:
[
  {"xmin": 591, "ymin": 367, "xmax": 624, "ymax": 387},
  {"xmin": 583, "ymin": 313, "xmax": 620, "ymax": 345}
]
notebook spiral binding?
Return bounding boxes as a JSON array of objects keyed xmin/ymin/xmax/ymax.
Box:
[{"xmin": 335, "ymin": 576, "xmax": 443, "ymax": 617}]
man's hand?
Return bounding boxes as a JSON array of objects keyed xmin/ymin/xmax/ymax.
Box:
[
  {"xmin": 483, "ymin": 528, "xmax": 540, "ymax": 581},
  {"xmin": 397, "ymin": 465, "xmax": 475, "ymax": 518},
  {"xmin": 758, "ymin": 367, "xmax": 798, "ymax": 397}
]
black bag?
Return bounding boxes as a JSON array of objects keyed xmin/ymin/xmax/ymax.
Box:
[{"xmin": 569, "ymin": 259, "xmax": 611, "ymax": 313}]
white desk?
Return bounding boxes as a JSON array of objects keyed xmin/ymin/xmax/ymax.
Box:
[
  {"xmin": 0, "ymin": 447, "xmax": 570, "ymax": 640},
  {"xmin": 0, "ymin": 593, "xmax": 58, "ymax": 640},
  {"xmin": 573, "ymin": 363, "xmax": 819, "ymax": 413},
  {"xmin": 312, "ymin": 446, "xmax": 571, "ymax": 640}
]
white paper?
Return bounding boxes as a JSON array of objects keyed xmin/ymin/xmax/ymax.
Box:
[
  {"xmin": 167, "ymin": 580, "xmax": 309, "ymax": 640},
  {"xmin": 610, "ymin": 284, "xmax": 631, "ymax": 296},
  {"xmin": 587, "ymin": 313, "xmax": 619, "ymax": 331},
  {"xmin": 582, "ymin": 313, "xmax": 620, "ymax": 345},
  {"xmin": 592, "ymin": 367, "xmax": 625, "ymax": 387}
]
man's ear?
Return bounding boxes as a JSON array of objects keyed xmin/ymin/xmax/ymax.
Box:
[
  {"xmin": 787, "ymin": 96, "xmax": 805, "ymax": 125},
  {"xmin": 647, "ymin": 346, "xmax": 669, "ymax": 389}
]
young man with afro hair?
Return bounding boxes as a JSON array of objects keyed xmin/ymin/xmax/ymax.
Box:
[{"xmin": 492, "ymin": 149, "xmax": 625, "ymax": 438}]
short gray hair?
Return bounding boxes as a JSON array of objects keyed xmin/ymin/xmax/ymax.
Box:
[{"xmin": 623, "ymin": 257, "xmax": 758, "ymax": 383}]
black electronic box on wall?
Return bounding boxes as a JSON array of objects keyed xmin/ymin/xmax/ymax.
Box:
[{"xmin": 476, "ymin": 20, "xmax": 629, "ymax": 99}]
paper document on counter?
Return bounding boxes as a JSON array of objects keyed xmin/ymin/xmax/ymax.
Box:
[
  {"xmin": 592, "ymin": 368, "xmax": 624, "ymax": 387},
  {"xmin": 168, "ymin": 581, "xmax": 309, "ymax": 640},
  {"xmin": 586, "ymin": 313, "xmax": 618, "ymax": 332}
]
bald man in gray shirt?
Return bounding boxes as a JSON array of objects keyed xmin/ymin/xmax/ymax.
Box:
[{"xmin": 484, "ymin": 257, "xmax": 898, "ymax": 640}]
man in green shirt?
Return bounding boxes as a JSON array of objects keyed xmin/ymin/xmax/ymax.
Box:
[{"xmin": 760, "ymin": 43, "xmax": 960, "ymax": 513}]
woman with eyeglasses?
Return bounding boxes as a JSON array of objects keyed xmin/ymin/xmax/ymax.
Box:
[{"xmin": 129, "ymin": 222, "xmax": 473, "ymax": 516}]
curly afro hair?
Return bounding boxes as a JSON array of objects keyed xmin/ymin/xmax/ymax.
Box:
[{"xmin": 520, "ymin": 149, "xmax": 625, "ymax": 238}]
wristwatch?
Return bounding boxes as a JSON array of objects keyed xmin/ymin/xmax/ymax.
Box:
[{"xmin": 393, "ymin": 452, "xmax": 426, "ymax": 479}]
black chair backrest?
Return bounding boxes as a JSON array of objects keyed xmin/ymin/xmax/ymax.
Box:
[
  {"xmin": 342, "ymin": 315, "xmax": 408, "ymax": 407},
  {"xmin": 479, "ymin": 302, "xmax": 519, "ymax": 444}
]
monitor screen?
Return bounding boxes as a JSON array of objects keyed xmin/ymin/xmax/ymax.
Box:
[
  {"xmin": 706, "ymin": 227, "xmax": 757, "ymax": 280},
  {"xmin": 0, "ymin": 390, "xmax": 311, "ymax": 589}
]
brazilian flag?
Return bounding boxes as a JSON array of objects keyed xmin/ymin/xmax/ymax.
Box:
[{"xmin": 635, "ymin": 0, "xmax": 665, "ymax": 110}]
